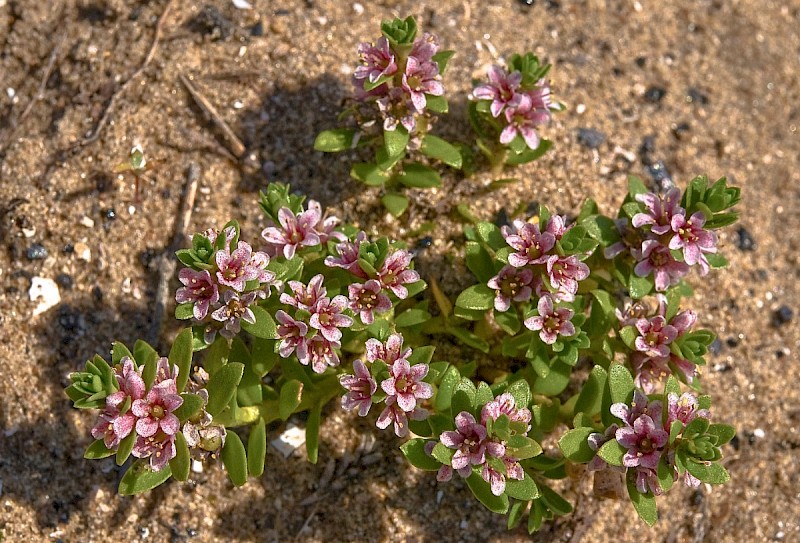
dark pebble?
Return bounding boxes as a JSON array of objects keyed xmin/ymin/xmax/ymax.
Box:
[
  {"xmin": 735, "ymin": 226, "xmax": 756, "ymax": 251},
  {"xmin": 635, "ymin": 56, "xmax": 647, "ymax": 67},
  {"xmin": 646, "ymin": 161, "xmax": 672, "ymax": 187},
  {"xmin": 187, "ymin": 5, "xmax": 234, "ymax": 40},
  {"xmin": 687, "ymin": 87, "xmax": 709, "ymax": 105},
  {"xmin": 63, "ymin": 243, "xmax": 74, "ymax": 254},
  {"xmin": 526, "ymin": 201, "xmax": 539, "ymax": 217},
  {"xmin": 577, "ymin": 128, "xmax": 605, "ymax": 149},
  {"xmin": 250, "ymin": 20, "xmax": 264, "ymax": 36},
  {"xmin": 415, "ymin": 236, "xmax": 433, "ymax": 250},
  {"xmin": 55, "ymin": 273, "xmax": 73, "ymax": 290},
  {"xmin": 92, "ymin": 286, "xmax": 103, "ymax": 303},
  {"xmin": 187, "ymin": 528, "xmax": 199, "ymax": 537},
  {"xmin": 671, "ymin": 122, "xmax": 691, "ymax": 139},
  {"xmin": 772, "ymin": 305, "xmax": 793, "ymax": 327},
  {"xmin": 729, "ymin": 434, "xmax": 741, "ymax": 451},
  {"xmin": 494, "ymin": 208, "xmax": 511, "ymax": 228},
  {"xmin": 275, "ymin": 8, "xmax": 291, "ymax": 15},
  {"xmin": 103, "ymin": 208, "xmax": 117, "ymax": 221},
  {"xmin": 639, "ymin": 135, "xmax": 656, "ymax": 157},
  {"xmin": 58, "ymin": 305, "xmax": 87, "ymax": 335},
  {"xmin": 725, "ymin": 336, "xmax": 740, "ymax": 348},
  {"xmin": 26, "ymin": 243, "xmax": 48, "ymax": 260},
  {"xmin": 708, "ymin": 337, "xmax": 723, "ymax": 355},
  {"xmin": 517, "ymin": 0, "xmax": 535, "ymax": 5},
  {"xmin": 139, "ymin": 248, "xmax": 160, "ymax": 270},
  {"xmin": 690, "ymin": 490, "xmax": 704, "ymax": 507},
  {"xmin": 644, "ymin": 86, "xmax": 667, "ymax": 103}
]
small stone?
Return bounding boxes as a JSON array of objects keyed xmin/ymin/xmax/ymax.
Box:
[
  {"xmin": 753, "ymin": 428, "xmax": 766, "ymax": 439},
  {"xmin": 690, "ymin": 490, "xmax": 704, "ymax": 506},
  {"xmin": 708, "ymin": 337, "xmax": 723, "ymax": 355},
  {"xmin": 687, "ymin": 87, "xmax": 709, "ymax": 105},
  {"xmin": 644, "ymin": 86, "xmax": 666, "ymax": 103},
  {"xmin": 92, "ymin": 286, "xmax": 103, "ymax": 302},
  {"xmin": 55, "ymin": 273, "xmax": 73, "ymax": 289},
  {"xmin": 725, "ymin": 336, "xmax": 739, "ymax": 348},
  {"xmin": 635, "ymin": 56, "xmax": 646, "ymax": 67},
  {"xmin": 729, "ymin": 434, "xmax": 740, "ymax": 450},
  {"xmin": 576, "ymin": 128, "xmax": 605, "ymax": 149},
  {"xmin": 187, "ymin": 528, "xmax": 199, "ymax": 537},
  {"xmin": 352, "ymin": 2, "xmax": 364, "ymax": 14},
  {"xmin": 671, "ymin": 122, "xmax": 691, "ymax": 139},
  {"xmin": 772, "ymin": 305, "xmax": 793, "ymax": 327},
  {"xmin": 29, "ymin": 277, "xmax": 61, "ymax": 316},
  {"xmin": 79, "ymin": 215, "xmax": 95, "ymax": 228},
  {"xmin": 21, "ymin": 225, "xmax": 35, "ymax": 238},
  {"xmin": 575, "ymin": 103, "xmax": 586, "ymax": 114},
  {"xmin": 414, "ymin": 236, "xmax": 433, "ymax": 250},
  {"xmin": 103, "ymin": 208, "xmax": 117, "ymax": 221},
  {"xmin": 74, "ymin": 242, "xmax": 91, "ymax": 262},
  {"xmin": 735, "ymin": 226, "xmax": 756, "ymax": 251},
  {"xmin": 250, "ymin": 20, "xmax": 264, "ymax": 36},
  {"xmin": 494, "ymin": 208, "xmax": 511, "ymax": 228},
  {"xmin": 646, "ymin": 160, "xmax": 672, "ymax": 185},
  {"xmin": 191, "ymin": 460, "xmax": 203, "ymax": 473},
  {"xmin": 271, "ymin": 423, "xmax": 306, "ymax": 458},
  {"xmin": 26, "ymin": 243, "xmax": 48, "ymax": 260}
]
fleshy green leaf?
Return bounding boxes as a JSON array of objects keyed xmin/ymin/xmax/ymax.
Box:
[
  {"xmin": 608, "ymin": 364, "xmax": 634, "ymax": 406},
  {"xmin": 539, "ymin": 484, "xmax": 573, "ymax": 515},
  {"xmin": 425, "ymin": 94, "xmax": 449, "ymax": 113},
  {"xmin": 173, "ymin": 392, "xmax": 204, "ymax": 422},
  {"xmin": 455, "ymin": 284, "xmax": 495, "ymax": 311},
  {"xmin": 351, "ymin": 162, "xmax": 390, "ymax": 186},
  {"xmin": 597, "ymin": 439, "xmax": 626, "ymax": 466},
  {"xmin": 241, "ymin": 306, "xmax": 278, "ymax": 339},
  {"xmin": 575, "ymin": 365, "xmax": 607, "ymax": 416},
  {"xmin": 111, "ymin": 342, "xmax": 134, "ymax": 365},
  {"xmin": 279, "ymin": 379, "xmax": 304, "ymax": 420},
  {"xmin": 84, "ymin": 439, "xmax": 115, "ymax": 459},
  {"xmin": 685, "ymin": 460, "xmax": 730, "ymax": 484},
  {"xmin": 626, "ymin": 471, "xmax": 659, "ymax": 526},
  {"xmin": 384, "ymin": 126, "xmax": 410, "ymax": 158},
  {"xmin": 381, "ymin": 192, "xmax": 409, "ymax": 216},
  {"xmin": 505, "ymin": 139, "xmax": 552, "ymax": 166},
  {"xmin": 395, "ymin": 308, "xmax": 431, "ymax": 328},
  {"xmin": 119, "ymin": 461, "xmax": 172, "ymax": 496},
  {"xmin": 221, "ymin": 431, "xmax": 248, "ymax": 486},
  {"xmin": 467, "ymin": 472, "xmax": 510, "ymax": 514},
  {"xmin": 247, "ymin": 417, "xmax": 267, "ymax": 477},
  {"xmin": 505, "ymin": 473, "xmax": 540, "ymax": 501},
  {"xmin": 629, "ymin": 274, "xmax": 653, "ymax": 299},
  {"xmin": 313, "ymin": 128, "xmax": 356, "ymax": 152},
  {"xmin": 116, "ymin": 431, "xmax": 136, "ymax": 466},
  {"xmin": 170, "ymin": 432, "xmax": 191, "ymax": 482},
  {"xmin": 168, "ymin": 328, "xmax": 194, "ymax": 393},
  {"xmin": 396, "ymin": 163, "xmax": 441, "ymax": 188},
  {"xmin": 420, "ymin": 135, "xmax": 462, "ymax": 168},
  {"xmin": 134, "ymin": 340, "xmax": 159, "ymax": 387},
  {"xmin": 206, "ymin": 363, "xmax": 245, "ymax": 417},
  {"xmin": 558, "ymin": 427, "xmax": 596, "ymax": 463},
  {"xmin": 400, "ymin": 438, "xmax": 442, "ymax": 471}
]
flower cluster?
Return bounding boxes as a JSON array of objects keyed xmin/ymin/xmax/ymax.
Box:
[
  {"xmin": 606, "ymin": 188, "xmax": 718, "ymax": 291},
  {"xmin": 91, "ymin": 357, "xmax": 183, "ymax": 471},
  {"xmin": 473, "ymin": 58, "xmax": 561, "ymax": 151},
  {"xmin": 435, "ymin": 393, "xmax": 532, "ymax": 496},
  {"xmin": 176, "ymin": 227, "xmax": 277, "ymax": 343},
  {"xmin": 620, "ymin": 295, "xmax": 701, "ymax": 392},
  {"xmin": 353, "ymin": 30, "xmax": 445, "ymax": 134},
  {"xmin": 261, "ymin": 199, "xmax": 344, "ymax": 259},
  {"xmin": 611, "ymin": 390, "xmax": 710, "ymax": 494},
  {"xmin": 339, "ymin": 333, "xmax": 432, "ymax": 437}
]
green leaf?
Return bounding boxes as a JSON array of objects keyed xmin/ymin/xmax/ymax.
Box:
[
  {"xmin": 173, "ymin": 392, "xmax": 204, "ymax": 422},
  {"xmin": 279, "ymin": 379, "xmax": 304, "ymax": 420},
  {"xmin": 206, "ymin": 363, "xmax": 245, "ymax": 417},
  {"xmin": 705, "ymin": 253, "xmax": 729, "ymax": 268},
  {"xmin": 575, "ymin": 365, "xmax": 607, "ymax": 416},
  {"xmin": 247, "ymin": 418, "xmax": 267, "ymax": 477},
  {"xmin": 250, "ymin": 337, "xmax": 278, "ymax": 377},
  {"xmin": 221, "ymin": 431, "xmax": 248, "ymax": 486},
  {"xmin": 401, "ymin": 438, "xmax": 442, "ymax": 471},
  {"xmin": 685, "ymin": 460, "xmax": 730, "ymax": 484},
  {"xmin": 241, "ymin": 306, "xmax": 278, "ymax": 339},
  {"xmin": 707, "ymin": 423, "xmax": 736, "ymax": 445},
  {"xmin": 408, "ymin": 345, "xmax": 435, "ymax": 366},
  {"xmin": 628, "ymin": 176, "xmax": 648, "ymax": 198},
  {"xmin": 455, "ymin": 284, "xmax": 495, "ymax": 311},
  {"xmin": 116, "ymin": 431, "xmax": 136, "ymax": 465},
  {"xmin": 381, "ymin": 192, "xmax": 409, "ymax": 216},
  {"xmin": 506, "ymin": 380, "xmax": 532, "ymax": 410},
  {"xmin": 170, "ymin": 432, "xmax": 191, "ymax": 482},
  {"xmin": 395, "ymin": 308, "xmax": 431, "ymax": 328},
  {"xmin": 507, "ymin": 499, "xmax": 528, "ymax": 530},
  {"xmin": 435, "ymin": 365, "xmax": 460, "ymax": 412},
  {"xmin": 351, "ymin": 162, "xmax": 390, "ymax": 186},
  {"xmin": 495, "ymin": 309, "xmax": 521, "ymax": 335},
  {"xmin": 313, "ymin": 128, "xmax": 355, "ymax": 152},
  {"xmin": 626, "ymin": 471, "xmax": 659, "ymax": 526},
  {"xmin": 539, "ymin": 484, "xmax": 573, "ymax": 515},
  {"xmin": 583, "ymin": 215, "xmax": 621, "ymax": 245},
  {"xmin": 396, "ymin": 163, "xmax": 442, "ymax": 189},
  {"xmin": 448, "ymin": 326, "xmax": 490, "ymax": 353},
  {"xmin": 467, "ymin": 472, "xmax": 509, "ymax": 514},
  {"xmin": 608, "ymin": 364, "xmax": 634, "ymax": 406},
  {"xmin": 596, "ymin": 440, "xmax": 626, "ymax": 466},
  {"xmin": 629, "ymin": 274, "xmax": 653, "ymax": 299},
  {"xmin": 431, "ymin": 50, "xmax": 455, "ymax": 74},
  {"xmin": 175, "ymin": 302, "xmax": 194, "ymax": 320},
  {"xmin": 505, "ymin": 473, "xmax": 540, "ymax": 501},
  {"xmin": 384, "ymin": 126, "xmax": 410, "ymax": 158},
  {"xmin": 531, "ymin": 361, "xmax": 571, "ymax": 396},
  {"xmin": 169, "ymin": 328, "xmax": 194, "ymax": 393},
  {"xmin": 204, "ymin": 335, "xmax": 230, "ymax": 375},
  {"xmin": 505, "ymin": 139, "xmax": 552, "ymax": 166},
  {"xmin": 111, "ymin": 342, "xmax": 134, "ymax": 365},
  {"xmin": 306, "ymin": 404, "xmax": 322, "ymax": 464},
  {"xmin": 420, "ymin": 135, "xmax": 462, "ymax": 168},
  {"xmin": 119, "ymin": 461, "xmax": 172, "ymax": 496},
  {"xmin": 657, "ymin": 456, "xmax": 674, "ymax": 493},
  {"xmin": 134, "ymin": 340, "xmax": 159, "ymax": 385},
  {"xmin": 476, "ymin": 222, "xmax": 506, "ymax": 249},
  {"xmin": 84, "ymin": 439, "xmax": 115, "ymax": 459},
  {"xmin": 425, "ymin": 94, "xmax": 449, "ymax": 113},
  {"xmin": 619, "ymin": 325, "xmax": 638, "ymax": 349},
  {"xmin": 558, "ymin": 427, "xmax": 596, "ymax": 463},
  {"xmin": 528, "ymin": 499, "xmax": 545, "ymax": 533}
]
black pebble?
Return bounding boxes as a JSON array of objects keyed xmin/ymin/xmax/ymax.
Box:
[
  {"xmin": 635, "ymin": 56, "xmax": 647, "ymax": 67},
  {"xmin": 187, "ymin": 528, "xmax": 199, "ymax": 537},
  {"xmin": 26, "ymin": 243, "xmax": 48, "ymax": 260},
  {"xmin": 644, "ymin": 86, "xmax": 667, "ymax": 103},
  {"xmin": 690, "ymin": 490, "xmax": 704, "ymax": 507},
  {"xmin": 187, "ymin": 5, "xmax": 234, "ymax": 40},
  {"xmin": 518, "ymin": 0, "xmax": 535, "ymax": 5},
  {"xmin": 687, "ymin": 87, "xmax": 709, "ymax": 105},
  {"xmin": 671, "ymin": 122, "xmax": 691, "ymax": 139},
  {"xmin": 577, "ymin": 128, "xmax": 605, "ymax": 149},
  {"xmin": 725, "ymin": 336, "xmax": 739, "ymax": 348},
  {"xmin": 729, "ymin": 434, "xmax": 741, "ymax": 451},
  {"xmin": 772, "ymin": 305, "xmax": 793, "ymax": 327},
  {"xmin": 415, "ymin": 236, "xmax": 433, "ymax": 250},
  {"xmin": 92, "ymin": 286, "xmax": 103, "ymax": 303},
  {"xmin": 639, "ymin": 135, "xmax": 656, "ymax": 157},
  {"xmin": 708, "ymin": 337, "xmax": 723, "ymax": 356},
  {"xmin": 250, "ymin": 20, "xmax": 264, "ymax": 36},
  {"xmin": 103, "ymin": 208, "xmax": 117, "ymax": 221},
  {"xmin": 646, "ymin": 161, "xmax": 672, "ymax": 185},
  {"xmin": 58, "ymin": 305, "xmax": 87, "ymax": 335},
  {"xmin": 494, "ymin": 208, "xmax": 511, "ymax": 228},
  {"xmin": 63, "ymin": 243, "xmax": 74, "ymax": 254},
  {"xmin": 735, "ymin": 226, "xmax": 756, "ymax": 251},
  {"xmin": 55, "ymin": 273, "xmax": 73, "ymax": 290}
]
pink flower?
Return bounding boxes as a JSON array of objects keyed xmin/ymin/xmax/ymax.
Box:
[
  {"xmin": 546, "ymin": 255, "xmax": 590, "ymax": 301},
  {"xmin": 544, "ymin": 214, "xmax": 569, "ymax": 241},
  {"xmin": 630, "ymin": 353, "xmax": 672, "ymax": 394},
  {"xmin": 131, "ymin": 380, "xmax": 183, "ymax": 438},
  {"xmin": 524, "ymin": 295, "xmax": 575, "ymax": 344},
  {"xmin": 380, "ymin": 359, "xmax": 433, "ymax": 412},
  {"xmin": 377, "ymin": 249, "xmax": 420, "ymax": 299},
  {"xmin": 633, "ymin": 240, "xmax": 690, "ymax": 292},
  {"xmin": 480, "ymin": 392, "xmax": 532, "ymax": 430},
  {"xmin": 376, "ymin": 398, "xmax": 427, "ymax": 438},
  {"xmin": 365, "ymin": 333, "xmax": 411, "ymax": 365},
  {"xmin": 276, "ymin": 310, "xmax": 309, "ymax": 360},
  {"xmin": 339, "ymin": 359, "xmax": 377, "ymax": 416},
  {"xmin": 354, "ymin": 37, "xmax": 397, "ymax": 83},
  {"xmin": 324, "ymin": 231, "xmax": 369, "ymax": 278},
  {"xmin": 473, "ymin": 65, "xmax": 524, "ymax": 118},
  {"xmin": 632, "ymin": 188, "xmax": 684, "ymax": 235},
  {"xmin": 487, "ymin": 265, "xmax": 535, "ymax": 312},
  {"xmin": 175, "ymin": 268, "xmax": 219, "ymax": 320},
  {"xmin": 409, "ymin": 32, "xmax": 439, "ymax": 63},
  {"xmin": 502, "ymin": 221, "xmax": 555, "ymax": 268},
  {"xmin": 666, "ymin": 392, "xmax": 710, "ymax": 426},
  {"xmin": 401, "ymin": 55, "xmax": 443, "ymax": 112},
  {"xmin": 587, "ymin": 424, "xmax": 620, "ymax": 472},
  {"xmin": 215, "ymin": 241, "xmax": 273, "ymax": 292},
  {"xmin": 610, "ymin": 390, "xmax": 662, "ymax": 426},
  {"xmin": 153, "ymin": 357, "xmax": 179, "ymax": 387},
  {"xmin": 309, "ymin": 295, "xmax": 353, "ymax": 342},
  {"xmin": 107, "ymin": 357, "xmax": 146, "ymax": 409},
  {"xmin": 669, "ymin": 211, "xmax": 717, "ymax": 273},
  {"xmin": 280, "ymin": 274, "xmax": 327, "ymax": 311},
  {"xmin": 440, "ymin": 412, "xmax": 501, "ymax": 475},
  {"xmin": 305, "ymin": 335, "xmax": 341, "ymax": 374},
  {"xmin": 634, "ymin": 315, "xmax": 678, "ymax": 358},
  {"xmin": 132, "ymin": 432, "xmax": 176, "ymax": 471},
  {"xmin": 481, "ymin": 456, "xmax": 524, "ymax": 496},
  {"xmin": 348, "ymin": 280, "xmax": 392, "ymax": 324},
  {"xmin": 615, "ymin": 413, "xmax": 668, "ymax": 470},
  {"xmin": 377, "ymin": 87, "xmax": 419, "ymax": 132},
  {"xmin": 261, "ymin": 206, "xmax": 322, "ymax": 259},
  {"xmin": 91, "ymin": 408, "xmax": 135, "ymax": 449},
  {"xmin": 500, "ymin": 97, "xmax": 551, "ymax": 150},
  {"xmin": 634, "ymin": 467, "xmax": 663, "ymax": 495},
  {"xmin": 306, "ymin": 200, "xmax": 346, "ymax": 246},
  {"xmin": 211, "ymin": 291, "xmax": 257, "ymax": 339}
]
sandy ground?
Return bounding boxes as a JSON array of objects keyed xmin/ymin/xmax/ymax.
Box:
[{"xmin": 1, "ymin": 0, "xmax": 799, "ymax": 541}]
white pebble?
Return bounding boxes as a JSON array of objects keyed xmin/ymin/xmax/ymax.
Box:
[
  {"xmin": 231, "ymin": 0, "xmax": 252, "ymax": 9},
  {"xmin": 6, "ymin": 87, "xmax": 14, "ymax": 99},
  {"xmin": 21, "ymin": 226, "xmax": 36, "ymax": 238},
  {"xmin": 576, "ymin": 103, "xmax": 586, "ymax": 114},
  {"xmin": 79, "ymin": 215, "xmax": 95, "ymax": 228},
  {"xmin": 233, "ymin": 100, "xmax": 244, "ymax": 109},
  {"xmin": 29, "ymin": 277, "xmax": 61, "ymax": 316},
  {"xmin": 191, "ymin": 460, "xmax": 204, "ymax": 473},
  {"xmin": 74, "ymin": 242, "xmax": 91, "ymax": 262},
  {"xmin": 352, "ymin": 2, "xmax": 364, "ymax": 14},
  {"xmin": 271, "ymin": 423, "xmax": 306, "ymax": 458},
  {"xmin": 753, "ymin": 428, "xmax": 766, "ymax": 439}
]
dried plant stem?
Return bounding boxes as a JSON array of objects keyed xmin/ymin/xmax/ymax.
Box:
[{"xmin": 179, "ymin": 73, "xmax": 247, "ymax": 158}]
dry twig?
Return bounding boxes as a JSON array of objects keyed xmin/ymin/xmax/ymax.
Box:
[
  {"xmin": 180, "ymin": 73, "xmax": 247, "ymax": 158},
  {"xmin": 148, "ymin": 163, "xmax": 200, "ymax": 345}
]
